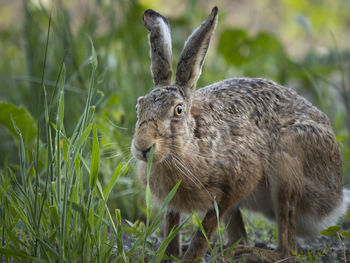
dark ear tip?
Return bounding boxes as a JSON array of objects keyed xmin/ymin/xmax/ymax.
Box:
[
  {"xmin": 209, "ymin": 6, "xmax": 218, "ymax": 22},
  {"xmin": 142, "ymin": 9, "xmax": 170, "ymax": 30},
  {"xmin": 142, "ymin": 9, "xmax": 153, "ymax": 22},
  {"xmin": 143, "ymin": 8, "xmax": 155, "ymax": 16},
  {"xmin": 143, "ymin": 9, "xmax": 157, "ymax": 31}
]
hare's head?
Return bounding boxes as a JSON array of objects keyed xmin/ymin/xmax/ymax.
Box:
[{"xmin": 132, "ymin": 7, "xmax": 218, "ymax": 163}]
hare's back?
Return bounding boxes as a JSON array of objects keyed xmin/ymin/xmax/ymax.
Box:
[
  {"xmin": 196, "ymin": 78, "xmax": 343, "ymax": 210},
  {"xmin": 196, "ymin": 78, "xmax": 342, "ymax": 191},
  {"xmin": 196, "ymin": 77, "xmax": 331, "ymax": 128},
  {"xmin": 194, "ymin": 77, "xmax": 339, "ymax": 169}
]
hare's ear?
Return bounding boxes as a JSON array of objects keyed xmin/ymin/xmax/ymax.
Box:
[
  {"xmin": 143, "ymin": 9, "xmax": 173, "ymax": 86},
  {"xmin": 175, "ymin": 6, "xmax": 218, "ymax": 93}
]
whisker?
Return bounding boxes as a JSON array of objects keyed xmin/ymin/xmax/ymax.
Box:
[
  {"xmin": 102, "ymin": 153, "xmax": 124, "ymax": 160},
  {"xmin": 170, "ymin": 155, "xmax": 213, "ymax": 200},
  {"xmin": 171, "ymin": 157, "xmax": 199, "ymax": 188},
  {"xmin": 101, "ymin": 149, "xmax": 132, "ymax": 160},
  {"xmin": 102, "ymin": 142, "xmax": 122, "ymax": 147},
  {"xmin": 122, "ymin": 156, "xmax": 134, "ymax": 170},
  {"xmin": 170, "ymin": 144, "xmax": 233, "ymax": 161},
  {"xmin": 157, "ymin": 141, "xmax": 215, "ymax": 160},
  {"xmin": 105, "ymin": 116, "xmax": 128, "ymax": 130}
]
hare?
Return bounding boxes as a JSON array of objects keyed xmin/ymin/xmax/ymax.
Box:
[{"xmin": 131, "ymin": 6, "xmax": 350, "ymax": 262}]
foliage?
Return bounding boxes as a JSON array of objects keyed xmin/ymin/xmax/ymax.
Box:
[
  {"xmin": 320, "ymin": 211, "xmax": 350, "ymax": 263},
  {"xmin": 0, "ymin": 37, "xmax": 187, "ymax": 262},
  {"xmin": 0, "ymin": 102, "xmax": 37, "ymax": 148},
  {"xmin": 0, "ymin": 0, "xmax": 349, "ymax": 262},
  {"xmin": 292, "ymin": 249, "xmax": 326, "ymax": 263},
  {"xmin": 218, "ymin": 29, "xmax": 290, "ymax": 80}
]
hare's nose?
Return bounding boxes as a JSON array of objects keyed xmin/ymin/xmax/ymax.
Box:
[
  {"xmin": 141, "ymin": 146, "xmax": 152, "ymax": 159},
  {"xmin": 134, "ymin": 143, "xmax": 153, "ymax": 161}
]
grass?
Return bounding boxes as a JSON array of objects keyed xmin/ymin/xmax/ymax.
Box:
[
  {"xmin": 0, "ymin": 29, "xmax": 213, "ymax": 261},
  {"xmin": 0, "ymin": 32, "xmax": 116, "ymax": 261},
  {"xmin": 1, "ymin": 1, "xmax": 350, "ymax": 262},
  {"xmin": 0, "ymin": 48, "xmax": 241, "ymax": 261},
  {"xmin": 0, "ymin": 26, "xmax": 188, "ymax": 261}
]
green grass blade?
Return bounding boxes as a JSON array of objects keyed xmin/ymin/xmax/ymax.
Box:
[
  {"xmin": 115, "ymin": 209, "xmax": 128, "ymax": 262},
  {"xmin": 193, "ymin": 212, "xmax": 212, "ymax": 252},
  {"xmin": 0, "ymin": 215, "xmax": 28, "ymax": 249},
  {"xmin": 81, "ymin": 39, "xmax": 98, "ymax": 133},
  {"xmin": 89, "ymin": 123, "xmax": 100, "ymax": 190},
  {"xmin": 0, "ymin": 247, "xmax": 46, "ymax": 262},
  {"xmin": 155, "ymin": 214, "xmax": 191, "ymax": 262},
  {"xmin": 49, "ymin": 205, "xmax": 59, "ymax": 227},
  {"xmin": 223, "ymin": 239, "xmax": 241, "ymax": 257},
  {"xmin": 89, "ymin": 37, "xmax": 98, "ymax": 70},
  {"xmin": 75, "ymin": 122, "xmax": 93, "ymax": 156},
  {"xmin": 104, "ymin": 162, "xmax": 122, "ymax": 200},
  {"xmin": 11, "ymin": 117, "xmax": 26, "ymax": 192},
  {"xmin": 56, "ymin": 64, "xmax": 65, "ymax": 203},
  {"xmin": 145, "ymin": 147, "xmax": 154, "ymax": 221},
  {"xmin": 214, "ymin": 198, "xmax": 224, "ymax": 262},
  {"xmin": 36, "ymin": 236, "xmax": 60, "ymax": 259},
  {"xmin": 0, "ymin": 185, "xmax": 35, "ymax": 234},
  {"xmin": 147, "ymin": 180, "xmax": 182, "ymax": 236},
  {"xmin": 142, "ymin": 147, "xmax": 154, "ymax": 261}
]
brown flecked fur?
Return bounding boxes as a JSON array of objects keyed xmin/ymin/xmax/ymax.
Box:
[{"xmin": 131, "ymin": 6, "xmax": 349, "ymax": 263}]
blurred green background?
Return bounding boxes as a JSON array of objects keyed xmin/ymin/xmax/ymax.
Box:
[{"xmin": 1, "ymin": 0, "xmax": 349, "ymax": 221}]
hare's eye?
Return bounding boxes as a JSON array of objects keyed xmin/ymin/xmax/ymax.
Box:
[
  {"xmin": 174, "ymin": 104, "xmax": 183, "ymax": 117},
  {"xmin": 135, "ymin": 104, "xmax": 138, "ymax": 112}
]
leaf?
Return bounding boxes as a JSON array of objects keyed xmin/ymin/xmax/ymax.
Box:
[
  {"xmin": 341, "ymin": 230, "xmax": 350, "ymax": 239},
  {"xmin": 344, "ymin": 209, "xmax": 350, "ymax": 219},
  {"xmin": 218, "ymin": 29, "xmax": 285, "ymax": 67},
  {"xmin": 192, "ymin": 212, "xmax": 212, "ymax": 251},
  {"xmin": 217, "ymin": 29, "xmax": 289, "ymax": 79},
  {"xmin": 0, "ymin": 102, "xmax": 37, "ymax": 148},
  {"xmin": 145, "ymin": 184, "xmax": 152, "ymax": 219},
  {"xmin": 251, "ymin": 32, "xmax": 284, "ymax": 56},
  {"xmin": 155, "ymin": 214, "xmax": 191, "ymax": 262},
  {"xmin": 0, "ymin": 212, "xmax": 27, "ymax": 249},
  {"xmin": 104, "ymin": 162, "xmax": 122, "ymax": 200},
  {"xmin": 218, "ymin": 29, "xmax": 250, "ymax": 66},
  {"xmin": 0, "ymin": 247, "xmax": 45, "ymax": 262},
  {"xmin": 75, "ymin": 122, "xmax": 93, "ymax": 155},
  {"xmin": 11, "ymin": 117, "xmax": 26, "ymax": 190},
  {"xmin": 294, "ymin": 15, "xmax": 312, "ymax": 35},
  {"xmin": 68, "ymin": 201, "xmax": 86, "ymax": 219},
  {"xmin": 146, "ymin": 146, "xmax": 154, "ymax": 179},
  {"xmin": 96, "ymin": 179, "xmax": 105, "ymax": 200},
  {"xmin": 89, "ymin": 37, "xmax": 98, "ymax": 69},
  {"xmin": 224, "ymin": 238, "xmax": 242, "ymax": 257},
  {"xmin": 49, "ymin": 205, "xmax": 59, "ymax": 227},
  {"xmin": 145, "ymin": 147, "xmax": 154, "ymax": 219},
  {"xmin": 35, "ymin": 236, "xmax": 60, "ymax": 258},
  {"xmin": 214, "ymin": 198, "xmax": 224, "ymax": 261},
  {"xmin": 320, "ymin": 225, "xmax": 341, "ymax": 236},
  {"xmin": 89, "ymin": 123, "xmax": 100, "ymax": 190},
  {"xmin": 147, "ymin": 179, "xmax": 182, "ymax": 236}
]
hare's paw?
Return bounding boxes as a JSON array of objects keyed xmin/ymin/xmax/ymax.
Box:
[{"xmin": 224, "ymin": 246, "xmax": 294, "ymax": 263}]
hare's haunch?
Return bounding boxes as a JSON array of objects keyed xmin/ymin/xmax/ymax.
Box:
[{"xmin": 131, "ymin": 6, "xmax": 350, "ymax": 262}]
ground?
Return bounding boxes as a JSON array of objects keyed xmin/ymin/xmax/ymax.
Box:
[{"xmin": 121, "ymin": 215, "xmax": 350, "ymax": 262}]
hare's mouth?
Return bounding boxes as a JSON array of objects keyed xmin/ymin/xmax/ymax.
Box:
[
  {"xmin": 132, "ymin": 143, "xmax": 169, "ymax": 164},
  {"xmin": 132, "ymin": 142, "xmax": 154, "ymax": 162}
]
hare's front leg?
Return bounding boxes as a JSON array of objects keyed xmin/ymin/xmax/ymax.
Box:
[
  {"xmin": 224, "ymin": 205, "xmax": 248, "ymax": 247},
  {"xmin": 164, "ymin": 208, "xmax": 181, "ymax": 258},
  {"xmin": 181, "ymin": 201, "xmax": 231, "ymax": 263}
]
